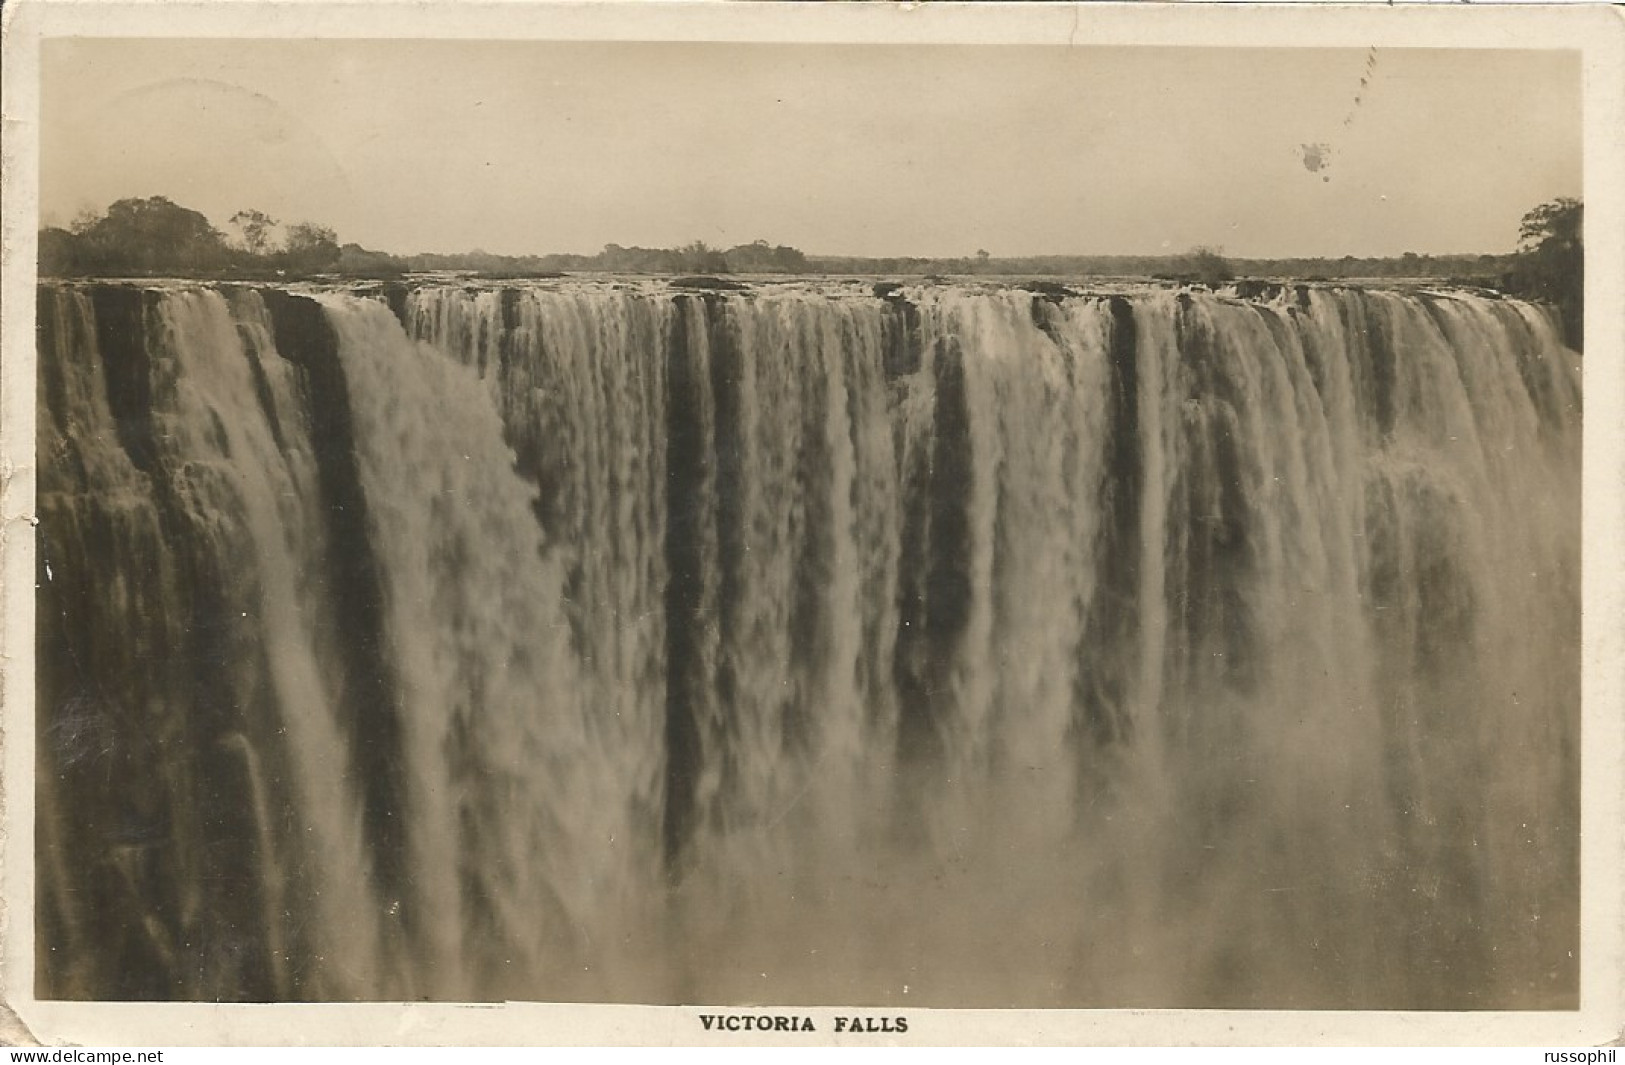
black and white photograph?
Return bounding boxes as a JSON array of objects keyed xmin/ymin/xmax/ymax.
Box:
[{"xmin": 2, "ymin": 0, "xmax": 1622, "ymax": 1047}]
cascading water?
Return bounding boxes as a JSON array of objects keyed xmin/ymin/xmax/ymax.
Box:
[{"xmin": 35, "ymin": 277, "xmax": 1580, "ymax": 1008}]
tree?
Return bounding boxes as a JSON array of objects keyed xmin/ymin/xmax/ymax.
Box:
[
  {"xmin": 283, "ymin": 222, "xmax": 342, "ymax": 272},
  {"xmin": 74, "ymin": 196, "xmax": 230, "ymax": 274},
  {"xmin": 1180, "ymin": 246, "xmax": 1235, "ymax": 287},
  {"xmin": 335, "ymin": 242, "xmax": 407, "ymax": 278},
  {"xmin": 1519, "ymin": 197, "xmax": 1582, "ymax": 257},
  {"xmin": 723, "ymin": 241, "xmax": 809, "ymax": 274},
  {"xmin": 1506, "ymin": 197, "xmax": 1582, "ymax": 348},
  {"xmin": 228, "ymin": 209, "xmax": 280, "ymax": 256},
  {"xmin": 38, "ymin": 227, "xmax": 82, "ymax": 276},
  {"xmin": 677, "ymin": 240, "xmax": 729, "ymax": 274},
  {"xmin": 770, "ymin": 244, "xmax": 809, "ymax": 273}
]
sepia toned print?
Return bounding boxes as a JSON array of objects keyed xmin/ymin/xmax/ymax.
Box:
[{"xmin": 7, "ymin": 8, "xmax": 1618, "ymax": 1041}]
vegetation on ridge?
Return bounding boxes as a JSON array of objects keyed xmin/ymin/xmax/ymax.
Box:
[
  {"xmin": 1501, "ymin": 197, "xmax": 1583, "ymax": 349},
  {"xmin": 36, "ymin": 195, "xmax": 1584, "ymax": 348},
  {"xmin": 37, "ymin": 197, "xmax": 406, "ymax": 280}
]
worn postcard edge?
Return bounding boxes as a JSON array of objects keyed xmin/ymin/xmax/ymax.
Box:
[{"xmin": 1, "ymin": 0, "xmax": 1621, "ymax": 1047}]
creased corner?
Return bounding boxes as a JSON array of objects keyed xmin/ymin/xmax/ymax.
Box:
[{"xmin": 0, "ymin": 1000, "xmax": 43, "ymax": 1048}]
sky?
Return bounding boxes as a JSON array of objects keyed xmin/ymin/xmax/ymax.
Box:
[{"xmin": 39, "ymin": 40, "xmax": 1581, "ymax": 259}]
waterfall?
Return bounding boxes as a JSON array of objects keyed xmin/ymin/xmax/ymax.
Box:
[{"xmin": 35, "ymin": 278, "xmax": 1581, "ymax": 1008}]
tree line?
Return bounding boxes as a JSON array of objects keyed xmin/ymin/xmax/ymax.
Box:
[
  {"xmin": 35, "ymin": 201, "xmax": 819, "ymax": 279},
  {"xmin": 37, "ymin": 196, "xmax": 1582, "ymax": 348},
  {"xmin": 38, "ymin": 197, "xmax": 406, "ymax": 279},
  {"xmin": 404, "ymin": 239, "xmax": 810, "ymax": 276}
]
